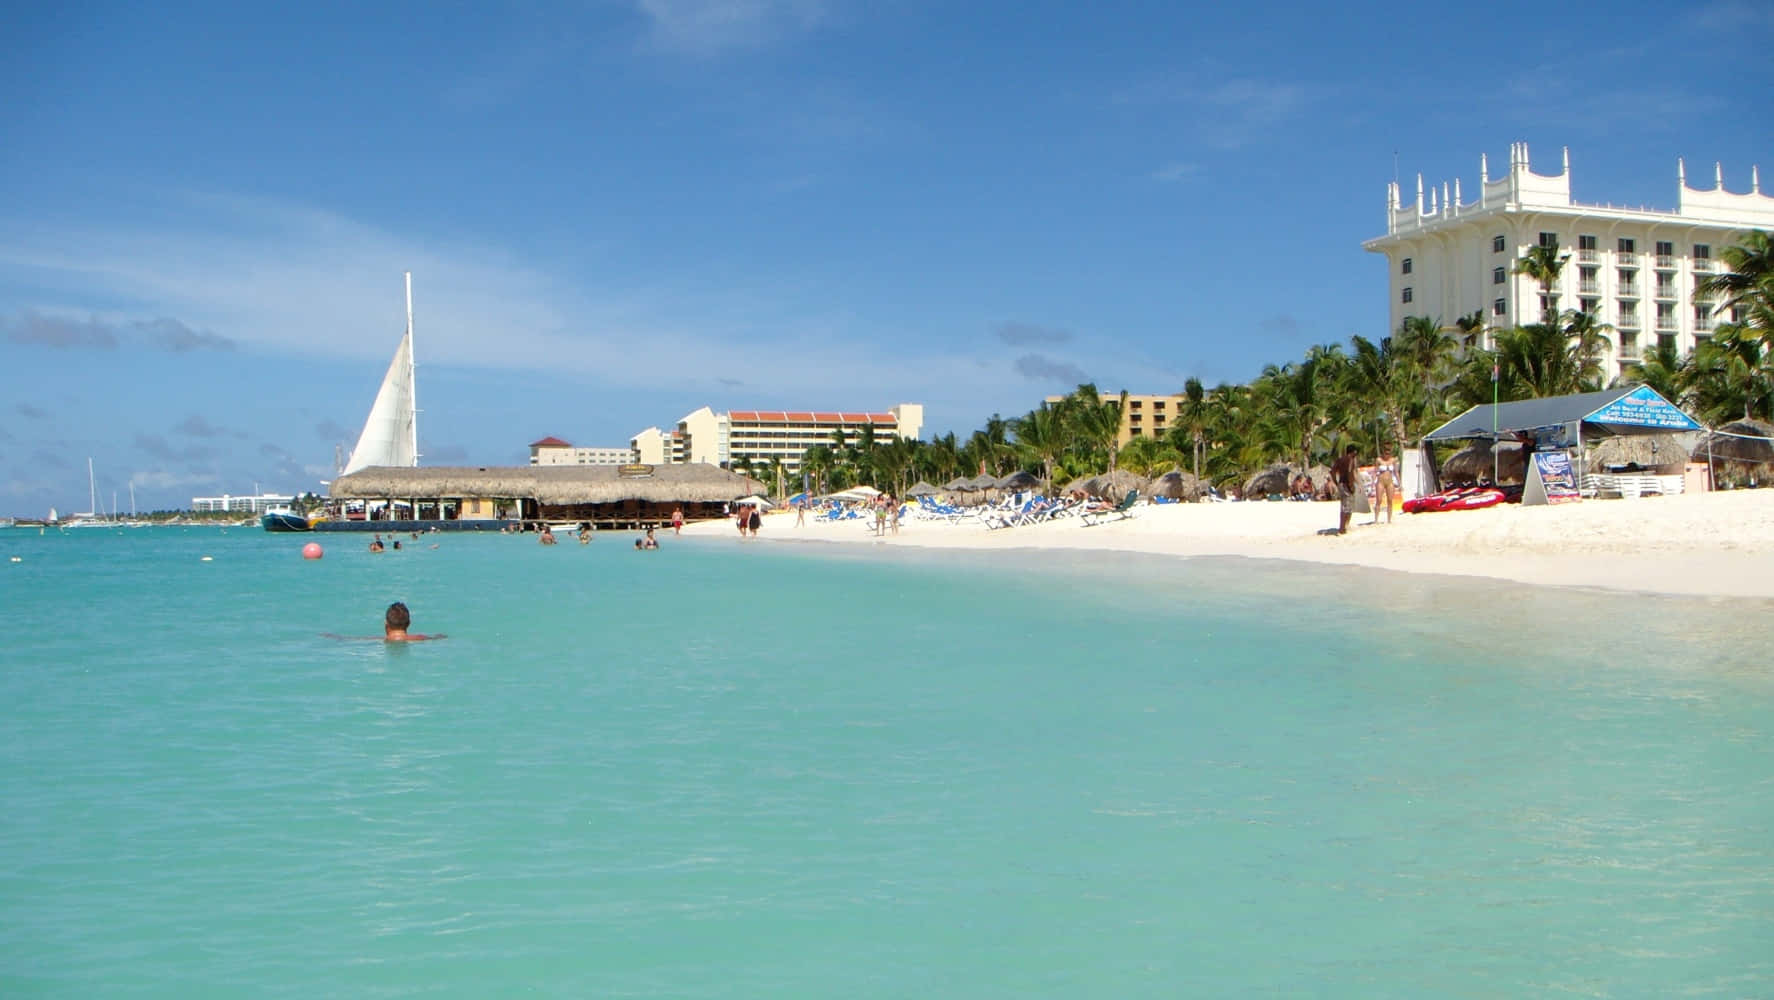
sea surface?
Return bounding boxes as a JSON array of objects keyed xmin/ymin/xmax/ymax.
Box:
[{"xmin": 2, "ymin": 525, "xmax": 1771, "ymax": 997}]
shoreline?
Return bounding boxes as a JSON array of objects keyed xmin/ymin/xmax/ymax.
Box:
[{"xmin": 685, "ymin": 490, "xmax": 1774, "ymax": 600}]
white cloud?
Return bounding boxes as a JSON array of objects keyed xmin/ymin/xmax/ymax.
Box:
[{"xmin": 634, "ymin": 0, "xmax": 829, "ymax": 53}]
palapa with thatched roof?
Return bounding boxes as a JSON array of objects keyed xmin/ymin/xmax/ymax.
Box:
[
  {"xmin": 1585, "ymin": 433, "xmax": 1690, "ymax": 473},
  {"xmin": 1441, "ymin": 441, "xmax": 1525, "ymax": 484},
  {"xmin": 1063, "ymin": 468, "xmax": 1144, "ymax": 501},
  {"xmin": 1693, "ymin": 419, "xmax": 1774, "ymax": 484},
  {"xmin": 330, "ymin": 463, "xmax": 765, "ymax": 528},
  {"xmin": 1146, "ymin": 469, "xmax": 1205, "ymax": 501}
]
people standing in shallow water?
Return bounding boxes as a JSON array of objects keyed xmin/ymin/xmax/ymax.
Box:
[
  {"xmin": 368, "ymin": 536, "xmax": 385, "ymax": 553},
  {"xmin": 643, "ymin": 527, "xmax": 659, "ymax": 549},
  {"xmin": 538, "ymin": 525, "xmax": 557, "ymax": 545},
  {"xmin": 747, "ymin": 505, "xmax": 761, "ymax": 538}
]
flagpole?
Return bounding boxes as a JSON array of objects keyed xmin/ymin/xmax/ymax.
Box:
[{"xmin": 1492, "ymin": 361, "xmax": 1500, "ymax": 484}]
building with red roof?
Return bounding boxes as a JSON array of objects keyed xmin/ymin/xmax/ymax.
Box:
[{"xmin": 629, "ymin": 403, "xmax": 923, "ymax": 474}]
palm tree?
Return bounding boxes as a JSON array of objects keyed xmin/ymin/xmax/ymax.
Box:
[
  {"xmin": 1689, "ymin": 322, "xmax": 1772, "ymax": 422},
  {"xmin": 1453, "ymin": 310, "xmax": 1488, "ymax": 353},
  {"xmin": 1345, "ymin": 334, "xmax": 1414, "ymax": 456},
  {"xmin": 1514, "ymin": 241, "xmax": 1571, "ymax": 322},
  {"xmin": 1169, "ymin": 377, "xmax": 1213, "ymax": 481},
  {"xmin": 1697, "ymin": 230, "xmax": 1774, "ymax": 332},
  {"xmin": 1012, "ymin": 403, "xmax": 1069, "ymax": 489},
  {"xmin": 1617, "ymin": 339, "xmax": 1689, "ymax": 407}
]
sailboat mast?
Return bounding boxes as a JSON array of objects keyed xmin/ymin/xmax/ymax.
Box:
[
  {"xmin": 405, "ymin": 270, "xmax": 418, "ymax": 467},
  {"xmin": 88, "ymin": 457, "xmax": 96, "ymax": 516}
]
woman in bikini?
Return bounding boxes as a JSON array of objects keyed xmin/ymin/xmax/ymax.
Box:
[{"xmin": 1372, "ymin": 444, "xmax": 1399, "ymax": 524}]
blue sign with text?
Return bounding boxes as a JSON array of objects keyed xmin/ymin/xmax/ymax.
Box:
[{"xmin": 1586, "ymin": 385, "xmax": 1701, "ymax": 430}]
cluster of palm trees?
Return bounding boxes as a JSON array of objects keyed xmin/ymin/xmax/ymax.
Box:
[{"xmin": 784, "ymin": 231, "xmax": 1772, "ymax": 496}]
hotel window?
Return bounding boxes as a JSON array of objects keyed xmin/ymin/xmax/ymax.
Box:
[
  {"xmin": 1401, "ymin": 287, "xmax": 1413, "ymax": 303},
  {"xmin": 1620, "ymin": 331, "xmax": 1639, "ymax": 357},
  {"xmin": 1617, "ymin": 299, "xmax": 1637, "ymax": 321},
  {"xmin": 1578, "ymin": 234, "xmax": 1598, "ymax": 261},
  {"xmin": 1581, "ymin": 298, "xmax": 1599, "ymax": 314},
  {"xmin": 1493, "ymin": 297, "xmax": 1507, "ymax": 316},
  {"xmin": 1493, "ymin": 266, "xmax": 1506, "ymax": 284},
  {"xmin": 1539, "ymin": 231, "xmax": 1558, "ymax": 248},
  {"xmin": 1579, "ymin": 266, "xmax": 1599, "ymax": 293},
  {"xmin": 1656, "ymin": 302, "xmax": 1677, "ymax": 328},
  {"xmin": 1153, "ymin": 400, "xmax": 1166, "ymax": 411},
  {"xmin": 1493, "ymin": 235, "xmax": 1506, "ymax": 253},
  {"xmin": 1617, "ymin": 237, "xmax": 1636, "ymax": 254},
  {"xmin": 1401, "ymin": 257, "xmax": 1413, "ymax": 275},
  {"xmin": 1618, "ymin": 269, "xmax": 1637, "ymax": 293},
  {"xmin": 1655, "ymin": 240, "xmax": 1675, "ymax": 266},
  {"xmin": 1693, "ymin": 243, "xmax": 1710, "ymax": 260}
]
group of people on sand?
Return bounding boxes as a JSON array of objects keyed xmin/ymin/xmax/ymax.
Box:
[
  {"xmin": 1329, "ymin": 443, "xmax": 1398, "ymax": 535},
  {"xmin": 734, "ymin": 503, "xmax": 762, "ymax": 538},
  {"xmin": 871, "ymin": 493, "xmax": 900, "ymax": 536}
]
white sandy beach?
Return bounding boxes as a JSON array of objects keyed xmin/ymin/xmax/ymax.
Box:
[{"xmin": 685, "ymin": 490, "xmax": 1774, "ymax": 599}]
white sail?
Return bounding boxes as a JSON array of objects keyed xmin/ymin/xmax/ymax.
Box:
[{"xmin": 341, "ymin": 273, "xmax": 419, "ymax": 476}]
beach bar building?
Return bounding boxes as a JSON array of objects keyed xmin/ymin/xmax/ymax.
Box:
[{"xmin": 326, "ymin": 463, "xmax": 764, "ymax": 531}]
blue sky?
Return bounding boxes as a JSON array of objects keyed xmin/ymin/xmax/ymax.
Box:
[{"xmin": 3, "ymin": 0, "xmax": 1771, "ymax": 514}]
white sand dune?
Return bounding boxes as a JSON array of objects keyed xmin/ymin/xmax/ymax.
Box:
[{"xmin": 686, "ymin": 490, "xmax": 1774, "ymax": 598}]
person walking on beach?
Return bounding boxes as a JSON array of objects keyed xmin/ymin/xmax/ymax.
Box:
[
  {"xmin": 735, "ymin": 504, "xmax": 748, "ymax": 537},
  {"xmin": 671, "ymin": 507, "xmax": 684, "ymax": 535},
  {"xmin": 795, "ymin": 499, "xmax": 806, "ymax": 527},
  {"xmin": 888, "ymin": 495, "xmax": 899, "ymax": 536},
  {"xmin": 1371, "ymin": 444, "xmax": 1399, "ymax": 525},
  {"xmin": 1330, "ymin": 444, "xmax": 1361, "ymax": 535},
  {"xmin": 747, "ymin": 504, "xmax": 762, "ymax": 538}
]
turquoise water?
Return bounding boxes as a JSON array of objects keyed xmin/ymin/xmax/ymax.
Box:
[{"xmin": 2, "ymin": 526, "xmax": 1771, "ymax": 997}]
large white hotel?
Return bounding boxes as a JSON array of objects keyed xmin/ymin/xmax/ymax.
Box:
[
  {"xmin": 631, "ymin": 403, "xmax": 924, "ymax": 473},
  {"xmin": 1363, "ymin": 143, "xmax": 1773, "ymax": 376}
]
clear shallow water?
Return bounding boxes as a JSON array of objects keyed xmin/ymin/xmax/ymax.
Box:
[{"xmin": 2, "ymin": 526, "xmax": 1771, "ymax": 997}]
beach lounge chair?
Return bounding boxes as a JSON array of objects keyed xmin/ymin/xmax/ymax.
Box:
[{"xmin": 1081, "ymin": 490, "xmax": 1139, "ymax": 526}]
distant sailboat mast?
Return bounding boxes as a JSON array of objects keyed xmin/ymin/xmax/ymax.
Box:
[{"xmin": 340, "ymin": 272, "xmax": 420, "ymax": 476}]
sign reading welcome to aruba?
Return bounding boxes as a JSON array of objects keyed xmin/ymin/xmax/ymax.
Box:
[{"xmin": 1587, "ymin": 386, "xmax": 1702, "ymax": 431}]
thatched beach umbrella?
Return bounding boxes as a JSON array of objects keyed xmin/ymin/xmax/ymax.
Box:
[
  {"xmin": 1692, "ymin": 419, "xmax": 1774, "ymax": 466},
  {"xmin": 943, "ymin": 476, "xmax": 972, "ymax": 491},
  {"xmin": 1075, "ymin": 468, "xmax": 1143, "ymax": 501},
  {"xmin": 1586, "ymin": 433, "xmax": 1688, "ymax": 472},
  {"xmin": 906, "ymin": 481, "xmax": 939, "ymax": 497},
  {"xmin": 994, "ymin": 470, "xmax": 1041, "ymax": 492},
  {"xmin": 1146, "ymin": 469, "xmax": 1204, "ymax": 501},
  {"xmin": 1441, "ymin": 441, "xmax": 1524, "ymax": 484},
  {"xmin": 1244, "ymin": 464, "xmax": 1296, "ymax": 498}
]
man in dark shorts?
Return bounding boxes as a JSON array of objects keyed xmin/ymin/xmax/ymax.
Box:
[{"xmin": 1330, "ymin": 444, "xmax": 1361, "ymax": 535}]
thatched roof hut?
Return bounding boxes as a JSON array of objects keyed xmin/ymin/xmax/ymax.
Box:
[
  {"xmin": 331, "ymin": 464, "xmax": 764, "ymax": 504},
  {"xmin": 1146, "ymin": 469, "xmax": 1205, "ymax": 501},
  {"xmin": 1585, "ymin": 433, "xmax": 1689, "ymax": 472},
  {"xmin": 1692, "ymin": 419, "xmax": 1774, "ymax": 467},
  {"xmin": 994, "ymin": 470, "xmax": 1041, "ymax": 492},
  {"xmin": 1441, "ymin": 441, "xmax": 1524, "ymax": 484},
  {"xmin": 1244, "ymin": 464, "xmax": 1296, "ymax": 498},
  {"xmin": 1066, "ymin": 468, "xmax": 1145, "ymax": 500}
]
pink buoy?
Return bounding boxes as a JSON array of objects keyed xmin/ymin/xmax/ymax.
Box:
[{"xmin": 302, "ymin": 542, "xmax": 324, "ymax": 560}]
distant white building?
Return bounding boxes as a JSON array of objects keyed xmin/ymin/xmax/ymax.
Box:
[
  {"xmin": 528, "ymin": 436, "xmax": 635, "ymax": 466},
  {"xmin": 1363, "ymin": 143, "xmax": 1774, "ymax": 377},
  {"xmin": 630, "ymin": 403, "xmax": 925, "ymax": 473},
  {"xmin": 191, "ymin": 493, "xmax": 294, "ymax": 513}
]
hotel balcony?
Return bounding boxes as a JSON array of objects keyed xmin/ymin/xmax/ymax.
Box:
[
  {"xmin": 1656, "ymin": 319, "xmax": 1678, "ymax": 333},
  {"xmin": 1579, "ymin": 280, "xmax": 1600, "ymax": 294},
  {"xmin": 1616, "ymin": 255, "xmax": 1638, "ymax": 269},
  {"xmin": 1655, "ymin": 286, "xmax": 1678, "ymax": 300},
  {"xmin": 1695, "ymin": 315, "xmax": 1715, "ymax": 332},
  {"xmin": 1578, "ymin": 248, "xmax": 1600, "ymax": 263},
  {"xmin": 1655, "ymin": 254, "xmax": 1676, "ymax": 268},
  {"xmin": 1693, "ymin": 259, "xmax": 1713, "ymax": 272}
]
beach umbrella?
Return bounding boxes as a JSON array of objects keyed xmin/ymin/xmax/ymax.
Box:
[
  {"xmin": 736, "ymin": 495, "xmax": 774, "ymax": 509},
  {"xmin": 943, "ymin": 477, "xmax": 972, "ymax": 491},
  {"xmin": 994, "ymin": 470, "xmax": 1041, "ymax": 492},
  {"xmin": 1072, "ymin": 468, "xmax": 1143, "ymax": 501},
  {"xmin": 787, "ymin": 492, "xmax": 810, "ymax": 504},
  {"xmin": 1692, "ymin": 419, "xmax": 1774, "ymax": 466},
  {"xmin": 1585, "ymin": 433, "xmax": 1689, "ymax": 472},
  {"xmin": 1243, "ymin": 464, "xmax": 1297, "ymax": 499},
  {"xmin": 905, "ymin": 481, "xmax": 939, "ymax": 497},
  {"xmin": 1441, "ymin": 441, "xmax": 1525, "ymax": 483},
  {"xmin": 1146, "ymin": 469, "xmax": 1205, "ymax": 501}
]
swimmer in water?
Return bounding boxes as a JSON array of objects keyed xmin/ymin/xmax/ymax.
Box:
[
  {"xmin": 382, "ymin": 601, "xmax": 443, "ymax": 641},
  {"xmin": 323, "ymin": 601, "xmax": 445, "ymax": 642}
]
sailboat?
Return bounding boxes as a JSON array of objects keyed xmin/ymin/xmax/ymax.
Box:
[
  {"xmin": 63, "ymin": 458, "xmax": 111, "ymax": 528},
  {"xmin": 266, "ymin": 272, "xmax": 418, "ymax": 531}
]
